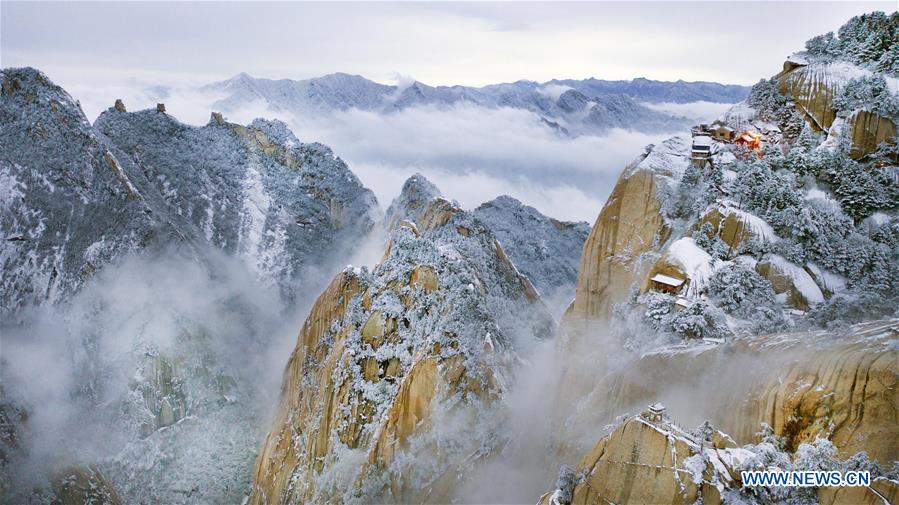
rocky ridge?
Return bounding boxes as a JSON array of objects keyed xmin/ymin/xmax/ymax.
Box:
[
  {"xmin": 552, "ymin": 16, "xmax": 898, "ymax": 504},
  {"xmin": 0, "ymin": 67, "xmax": 378, "ymax": 504},
  {"xmin": 203, "ymin": 72, "xmax": 747, "ymax": 137},
  {"xmin": 473, "ymin": 194, "xmax": 590, "ymax": 314},
  {"xmin": 249, "ymin": 196, "xmax": 555, "ymax": 503}
]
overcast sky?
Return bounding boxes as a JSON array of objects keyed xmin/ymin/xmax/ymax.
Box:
[
  {"xmin": 2, "ymin": 1, "xmax": 895, "ymax": 89},
  {"xmin": 3, "ymin": 1, "xmax": 896, "ymax": 222}
]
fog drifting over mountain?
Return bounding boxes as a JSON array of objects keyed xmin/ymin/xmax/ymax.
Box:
[{"xmin": 67, "ymin": 78, "xmax": 727, "ymax": 222}]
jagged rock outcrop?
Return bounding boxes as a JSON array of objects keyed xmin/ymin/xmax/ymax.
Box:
[
  {"xmin": 776, "ymin": 59, "xmax": 896, "ymax": 159},
  {"xmin": 473, "ymin": 195, "xmax": 590, "ymax": 313},
  {"xmin": 558, "ymin": 319, "xmax": 899, "ymax": 466},
  {"xmin": 1, "ymin": 67, "xmax": 379, "ymax": 311},
  {"xmin": 845, "ymin": 109, "xmax": 897, "ymax": 159},
  {"xmin": 568, "ymin": 137, "xmax": 688, "ymax": 321},
  {"xmin": 249, "ymin": 199, "xmax": 554, "ymax": 503},
  {"xmin": 539, "ymin": 414, "xmax": 737, "ymax": 505},
  {"xmin": 383, "ymin": 173, "xmax": 442, "ymax": 231},
  {"xmin": 0, "ymin": 68, "xmax": 169, "ymax": 311},
  {"xmin": 385, "ymin": 175, "xmax": 590, "ymax": 315},
  {"xmin": 94, "ymin": 109, "xmax": 378, "ymax": 302}
]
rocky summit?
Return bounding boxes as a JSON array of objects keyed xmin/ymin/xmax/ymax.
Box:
[
  {"xmin": 249, "ymin": 197, "xmax": 553, "ymax": 503},
  {"xmin": 2, "ymin": 9, "xmax": 898, "ymax": 505},
  {"xmin": 1, "ymin": 68, "xmax": 378, "ymax": 313}
]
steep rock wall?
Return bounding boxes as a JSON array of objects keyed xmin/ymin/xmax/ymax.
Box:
[
  {"xmin": 559, "ymin": 320, "xmax": 899, "ymax": 465},
  {"xmin": 847, "ymin": 109, "xmax": 897, "ymax": 159},
  {"xmin": 570, "ymin": 167, "xmax": 662, "ymax": 320},
  {"xmin": 776, "ymin": 60, "xmax": 896, "ymax": 159},
  {"xmin": 249, "ymin": 199, "xmax": 554, "ymax": 504},
  {"xmin": 542, "ymin": 411, "xmax": 899, "ymax": 505}
]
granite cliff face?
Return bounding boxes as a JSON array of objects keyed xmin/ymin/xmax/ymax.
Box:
[
  {"xmin": 568, "ymin": 137, "xmax": 686, "ymax": 321},
  {"xmin": 0, "ymin": 68, "xmax": 379, "ymax": 504},
  {"xmin": 557, "ymin": 320, "xmax": 899, "ymax": 466},
  {"xmin": 249, "ymin": 197, "xmax": 554, "ymax": 503},
  {"xmin": 541, "ymin": 406, "xmax": 899, "ymax": 505},
  {"xmin": 776, "ymin": 59, "xmax": 897, "ymax": 159},
  {"xmin": 1, "ymin": 67, "xmax": 378, "ymax": 312},
  {"xmin": 540, "ymin": 414, "xmax": 742, "ymax": 505},
  {"xmin": 0, "ymin": 68, "xmax": 167, "ymax": 311}
]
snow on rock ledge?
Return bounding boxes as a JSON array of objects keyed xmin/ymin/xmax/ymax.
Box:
[
  {"xmin": 248, "ymin": 199, "xmax": 554, "ymax": 504},
  {"xmin": 756, "ymin": 254, "xmax": 824, "ymax": 310}
]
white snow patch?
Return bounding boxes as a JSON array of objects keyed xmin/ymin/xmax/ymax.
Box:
[
  {"xmin": 806, "ymin": 262, "xmax": 846, "ymax": 295},
  {"xmin": 768, "ymin": 254, "xmax": 824, "ymax": 305},
  {"xmin": 537, "ymin": 84, "xmax": 573, "ymax": 101},
  {"xmin": 667, "ymin": 237, "xmax": 713, "ymax": 297},
  {"xmin": 0, "ymin": 170, "xmax": 24, "ymax": 209},
  {"xmin": 787, "ymin": 53, "xmax": 808, "ymax": 66},
  {"xmin": 632, "ymin": 135, "xmax": 692, "ymax": 182},
  {"xmin": 821, "ymin": 116, "xmax": 848, "ymax": 152},
  {"xmin": 824, "ymin": 61, "xmax": 899, "ymax": 96},
  {"xmin": 683, "ymin": 454, "xmax": 706, "ymax": 485},
  {"xmin": 238, "ymin": 161, "xmax": 272, "ymax": 277},
  {"xmin": 721, "ymin": 102, "xmax": 756, "ymax": 130},
  {"xmin": 864, "ymin": 212, "xmax": 891, "ymax": 226},
  {"xmin": 726, "ymin": 207, "xmax": 778, "ymax": 244}
]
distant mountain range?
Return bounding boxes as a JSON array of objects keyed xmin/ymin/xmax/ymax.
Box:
[{"xmin": 202, "ymin": 72, "xmax": 750, "ymax": 135}]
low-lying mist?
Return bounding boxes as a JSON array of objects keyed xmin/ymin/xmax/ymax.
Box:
[
  {"xmin": 67, "ymin": 76, "xmax": 691, "ymax": 223},
  {"xmin": 287, "ymin": 105, "xmax": 667, "ymax": 222},
  {"xmin": 0, "ymin": 247, "xmax": 323, "ymax": 501}
]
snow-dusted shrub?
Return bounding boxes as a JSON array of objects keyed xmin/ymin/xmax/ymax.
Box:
[
  {"xmin": 611, "ymin": 291, "xmax": 680, "ymax": 351},
  {"xmin": 665, "ymin": 299, "xmax": 732, "ymax": 341},
  {"xmin": 843, "ymin": 451, "xmax": 885, "ymax": 476},
  {"xmin": 670, "ymin": 162, "xmax": 718, "ymax": 220},
  {"xmin": 708, "ymin": 264, "xmax": 785, "ymax": 333},
  {"xmin": 793, "ymin": 438, "xmax": 840, "ymax": 472},
  {"xmin": 814, "ymin": 141, "xmax": 894, "ymax": 221},
  {"xmin": 804, "ymin": 32, "xmax": 840, "ymax": 62},
  {"xmin": 805, "ymin": 11, "xmax": 899, "ymax": 75},
  {"xmin": 736, "ymin": 161, "xmax": 806, "ymax": 238},
  {"xmin": 833, "ymin": 75, "xmax": 899, "ymax": 120},
  {"xmin": 809, "ymin": 292, "xmax": 898, "ymax": 328},
  {"xmin": 551, "ymin": 464, "xmax": 579, "ymax": 505},
  {"xmin": 746, "ymin": 78, "xmax": 805, "ymax": 138},
  {"xmin": 683, "ymin": 454, "xmax": 708, "ymax": 485},
  {"xmin": 638, "ymin": 290, "xmax": 676, "ymax": 329},
  {"xmin": 782, "ymin": 127, "xmax": 823, "ymax": 177},
  {"xmin": 692, "ymin": 222, "xmax": 729, "ymax": 260}
]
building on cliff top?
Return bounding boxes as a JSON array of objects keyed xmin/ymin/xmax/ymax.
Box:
[
  {"xmin": 691, "ymin": 136, "xmax": 712, "ymax": 167},
  {"xmin": 642, "ymin": 403, "xmax": 667, "ymax": 423},
  {"xmin": 711, "ymin": 124, "xmax": 735, "ymax": 141}
]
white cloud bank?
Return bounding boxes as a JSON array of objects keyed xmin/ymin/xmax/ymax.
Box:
[
  {"xmin": 643, "ymin": 100, "xmax": 736, "ymax": 124},
  {"xmin": 71, "ymin": 78, "xmax": 683, "ymax": 223},
  {"xmin": 283, "ymin": 104, "xmax": 674, "ymax": 222}
]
